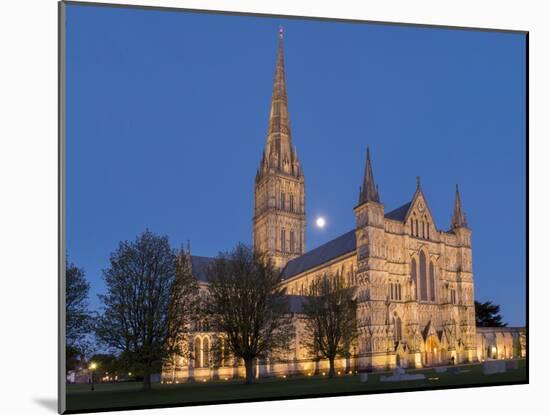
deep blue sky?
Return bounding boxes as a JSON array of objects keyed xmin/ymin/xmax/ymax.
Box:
[{"xmin": 66, "ymin": 4, "xmax": 526, "ymax": 326}]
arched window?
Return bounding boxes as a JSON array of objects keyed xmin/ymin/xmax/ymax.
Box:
[
  {"xmin": 411, "ymin": 258, "xmax": 417, "ymax": 300},
  {"xmin": 419, "ymin": 251, "xmax": 428, "ymax": 301},
  {"xmin": 429, "ymin": 262, "xmax": 436, "ymax": 301},
  {"xmin": 281, "ymin": 229, "xmax": 286, "ymax": 251},
  {"xmin": 426, "ymin": 222, "xmax": 430, "ymax": 239},
  {"xmin": 289, "ymin": 194, "xmax": 294, "ymax": 212},
  {"xmin": 394, "ymin": 317, "xmax": 402, "ymax": 342},
  {"xmin": 410, "ymin": 218, "xmax": 414, "ymax": 235},
  {"xmin": 415, "ymin": 220, "xmax": 419, "ymax": 237},
  {"xmin": 280, "ymin": 192, "xmax": 285, "ymax": 210},
  {"xmin": 194, "ymin": 337, "xmax": 202, "ymax": 368},
  {"xmin": 422, "ymin": 221, "xmax": 425, "ymax": 238},
  {"xmin": 290, "ymin": 231, "xmax": 295, "ymax": 253},
  {"xmin": 220, "ymin": 338, "xmax": 230, "ymax": 367},
  {"xmin": 202, "ymin": 337, "xmax": 210, "ymax": 368}
]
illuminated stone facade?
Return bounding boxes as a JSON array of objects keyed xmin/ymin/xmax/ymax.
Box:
[{"xmin": 161, "ymin": 31, "xmax": 524, "ymax": 383}]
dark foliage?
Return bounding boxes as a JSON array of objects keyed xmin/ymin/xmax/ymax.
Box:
[
  {"xmin": 475, "ymin": 300, "xmax": 507, "ymax": 327},
  {"xmin": 96, "ymin": 230, "xmax": 198, "ymax": 390},
  {"xmin": 164, "ymin": 251, "xmax": 201, "ymax": 382},
  {"xmin": 301, "ymin": 274, "xmax": 357, "ymax": 378},
  {"xmin": 206, "ymin": 244, "xmax": 293, "ymax": 384},
  {"xmin": 66, "ymin": 259, "xmax": 93, "ymax": 357}
]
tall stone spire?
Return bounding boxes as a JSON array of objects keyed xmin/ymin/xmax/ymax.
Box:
[
  {"xmin": 451, "ymin": 184, "xmax": 468, "ymax": 229},
  {"xmin": 253, "ymin": 29, "xmax": 306, "ymax": 270},
  {"xmin": 259, "ymin": 27, "xmax": 300, "ymax": 178},
  {"xmin": 359, "ymin": 148, "xmax": 380, "ymax": 204}
]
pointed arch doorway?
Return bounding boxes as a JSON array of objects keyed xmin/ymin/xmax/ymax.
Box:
[{"xmin": 425, "ymin": 335, "xmax": 440, "ymax": 367}]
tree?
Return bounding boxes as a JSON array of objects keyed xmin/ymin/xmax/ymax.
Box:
[
  {"xmin": 96, "ymin": 230, "xmax": 196, "ymax": 391},
  {"xmin": 206, "ymin": 244, "xmax": 293, "ymax": 384},
  {"xmin": 66, "ymin": 345, "xmax": 86, "ymax": 373},
  {"xmin": 475, "ymin": 300, "xmax": 507, "ymax": 327},
  {"xmin": 66, "ymin": 259, "xmax": 93, "ymax": 357},
  {"xmin": 301, "ymin": 274, "xmax": 357, "ymax": 378},
  {"xmin": 87, "ymin": 353, "xmax": 120, "ymax": 380},
  {"xmin": 164, "ymin": 249, "xmax": 200, "ymax": 383}
]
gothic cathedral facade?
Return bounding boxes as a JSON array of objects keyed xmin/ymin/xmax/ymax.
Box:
[
  {"xmin": 162, "ymin": 31, "xmax": 524, "ymax": 383},
  {"xmin": 251, "ymin": 30, "xmax": 476, "ymax": 369}
]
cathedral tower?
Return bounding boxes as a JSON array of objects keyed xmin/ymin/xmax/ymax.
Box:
[
  {"xmin": 450, "ymin": 185, "xmax": 477, "ymax": 362},
  {"xmin": 354, "ymin": 149, "xmax": 393, "ymax": 370},
  {"xmin": 253, "ymin": 29, "xmax": 305, "ymax": 270}
]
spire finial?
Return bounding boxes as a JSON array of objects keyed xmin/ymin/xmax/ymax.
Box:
[
  {"xmin": 359, "ymin": 147, "xmax": 380, "ymax": 204},
  {"xmin": 279, "ymin": 26, "xmax": 283, "ymax": 39},
  {"xmin": 417, "ymin": 176, "xmax": 421, "ymax": 189},
  {"xmin": 186, "ymin": 239, "xmax": 191, "ymax": 255},
  {"xmin": 451, "ymin": 184, "xmax": 468, "ymax": 229}
]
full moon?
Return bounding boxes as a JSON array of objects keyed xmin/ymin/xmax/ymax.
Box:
[{"xmin": 316, "ymin": 217, "xmax": 326, "ymax": 228}]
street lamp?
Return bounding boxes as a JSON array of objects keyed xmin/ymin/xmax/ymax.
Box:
[{"xmin": 89, "ymin": 362, "xmax": 98, "ymax": 391}]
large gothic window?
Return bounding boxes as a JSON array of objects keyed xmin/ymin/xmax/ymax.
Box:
[
  {"xmin": 419, "ymin": 251, "xmax": 428, "ymax": 301},
  {"xmin": 202, "ymin": 337, "xmax": 210, "ymax": 368},
  {"xmin": 194, "ymin": 337, "xmax": 202, "ymax": 368},
  {"xmin": 429, "ymin": 261, "xmax": 436, "ymax": 301},
  {"xmin": 411, "ymin": 258, "xmax": 417, "ymax": 300}
]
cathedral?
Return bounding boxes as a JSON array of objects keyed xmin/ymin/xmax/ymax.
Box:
[{"xmin": 162, "ymin": 31, "xmax": 524, "ymax": 382}]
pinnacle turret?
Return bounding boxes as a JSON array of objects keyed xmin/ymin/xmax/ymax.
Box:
[
  {"xmin": 451, "ymin": 184, "xmax": 468, "ymax": 229},
  {"xmin": 359, "ymin": 148, "xmax": 380, "ymax": 204}
]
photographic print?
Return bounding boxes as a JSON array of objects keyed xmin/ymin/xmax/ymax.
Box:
[{"xmin": 60, "ymin": 1, "xmax": 527, "ymax": 413}]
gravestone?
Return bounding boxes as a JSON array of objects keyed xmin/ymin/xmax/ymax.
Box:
[{"xmin": 483, "ymin": 360, "xmax": 507, "ymax": 375}]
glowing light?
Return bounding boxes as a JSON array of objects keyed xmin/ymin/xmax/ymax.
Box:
[
  {"xmin": 89, "ymin": 362, "xmax": 97, "ymax": 370},
  {"xmin": 316, "ymin": 217, "xmax": 326, "ymax": 228}
]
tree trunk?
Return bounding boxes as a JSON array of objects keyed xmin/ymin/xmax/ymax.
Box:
[
  {"xmin": 328, "ymin": 357, "xmax": 336, "ymax": 378},
  {"xmin": 244, "ymin": 358, "xmax": 255, "ymax": 384},
  {"xmin": 143, "ymin": 365, "xmax": 152, "ymax": 391}
]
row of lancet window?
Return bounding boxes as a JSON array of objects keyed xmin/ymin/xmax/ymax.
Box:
[
  {"xmin": 194, "ymin": 337, "xmax": 210, "ymax": 368},
  {"xmin": 280, "ymin": 192, "xmax": 296, "ymax": 212},
  {"xmin": 411, "ymin": 251, "xmax": 436, "ymax": 302},
  {"xmin": 389, "ymin": 283, "xmax": 402, "ymax": 301},
  {"xmin": 450, "ymin": 288, "xmax": 457, "ymax": 305},
  {"xmin": 410, "ymin": 217, "xmax": 430, "ymax": 239},
  {"xmin": 194, "ymin": 337, "xmax": 233, "ymax": 368},
  {"xmin": 280, "ymin": 229, "xmax": 296, "ymax": 253}
]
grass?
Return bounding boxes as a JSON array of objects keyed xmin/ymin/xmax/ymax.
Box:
[{"xmin": 66, "ymin": 359, "xmax": 527, "ymax": 412}]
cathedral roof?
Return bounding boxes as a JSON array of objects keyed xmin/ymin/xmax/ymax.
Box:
[
  {"xmin": 384, "ymin": 201, "xmax": 412, "ymax": 222},
  {"xmin": 281, "ymin": 230, "xmax": 356, "ymax": 280},
  {"xmin": 280, "ymin": 201, "xmax": 419, "ymax": 280}
]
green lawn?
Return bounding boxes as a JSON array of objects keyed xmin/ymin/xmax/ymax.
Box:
[{"xmin": 66, "ymin": 360, "xmax": 527, "ymax": 412}]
